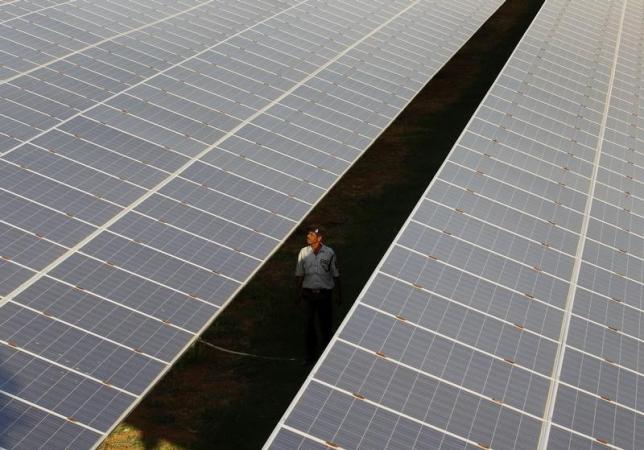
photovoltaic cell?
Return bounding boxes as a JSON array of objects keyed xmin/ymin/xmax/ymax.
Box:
[
  {"xmin": 268, "ymin": 0, "xmax": 644, "ymax": 449},
  {"xmin": 0, "ymin": 0, "xmax": 506, "ymax": 447}
]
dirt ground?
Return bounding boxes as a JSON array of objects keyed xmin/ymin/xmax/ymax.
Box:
[{"xmin": 99, "ymin": 1, "xmax": 544, "ymax": 448}]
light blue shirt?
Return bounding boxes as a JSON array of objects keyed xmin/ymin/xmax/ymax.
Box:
[{"xmin": 295, "ymin": 244, "xmax": 339, "ymax": 289}]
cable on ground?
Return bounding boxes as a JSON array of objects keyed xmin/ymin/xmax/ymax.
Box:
[{"xmin": 197, "ymin": 338, "xmax": 299, "ymax": 361}]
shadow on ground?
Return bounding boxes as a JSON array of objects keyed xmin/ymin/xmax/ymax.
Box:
[{"xmin": 99, "ymin": 0, "xmax": 544, "ymax": 448}]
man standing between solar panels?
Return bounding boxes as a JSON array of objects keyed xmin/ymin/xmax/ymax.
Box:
[{"xmin": 295, "ymin": 225, "xmax": 342, "ymax": 365}]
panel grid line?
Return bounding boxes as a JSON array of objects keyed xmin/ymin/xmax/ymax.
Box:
[
  {"xmin": 421, "ymin": 197, "xmax": 575, "ymax": 258},
  {"xmin": 28, "ymin": 129, "xmax": 285, "ymax": 240},
  {"xmin": 392, "ymin": 242, "xmax": 568, "ymax": 308},
  {"xmin": 0, "ymin": 219, "xmax": 198, "ymax": 333},
  {"xmin": 309, "ymin": 378, "xmax": 482, "ymax": 449},
  {"xmin": 406, "ymin": 219, "xmax": 572, "ymax": 284},
  {"xmin": 0, "ymin": 0, "xmax": 219, "ymax": 86},
  {"xmin": 336, "ymin": 303, "xmax": 556, "ymax": 378},
  {"xmin": 6, "ymin": 298, "xmax": 170, "ymax": 364},
  {"xmin": 434, "ymin": 178, "xmax": 582, "ymax": 236},
  {"xmin": 0, "ymin": 0, "xmax": 312, "ymax": 157},
  {"xmin": 0, "ymin": 389, "xmax": 104, "ymax": 434},
  {"xmin": 0, "ymin": 339, "xmax": 138, "ymax": 398}
]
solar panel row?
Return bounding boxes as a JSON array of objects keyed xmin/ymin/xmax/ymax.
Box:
[
  {"xmin": 545, "ymin": 0, "xmax": 644, "ymax": 447},
  {"xmin": 0, "ymin": 0, "xmax": 505, "ymax": 447},
  {"xmin": 268, "ymin": 0, "xmax": 644, "ymax": 448}
]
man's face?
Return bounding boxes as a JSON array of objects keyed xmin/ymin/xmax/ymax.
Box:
[{"xmin": 306, "ymin": 231, "xmax": 322, "ymax": 246}]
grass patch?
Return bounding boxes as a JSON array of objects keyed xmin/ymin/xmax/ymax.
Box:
[{"xmin": 100, "ymin": 1, "xmax": 544, "ymax": 448}]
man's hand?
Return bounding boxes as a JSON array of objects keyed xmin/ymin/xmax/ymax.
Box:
[{"xmin": 334, "ymin": 278, "xmax": 342, "ymax": 305}]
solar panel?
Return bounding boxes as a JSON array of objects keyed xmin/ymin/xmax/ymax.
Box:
[
  {"xmin": 0, "ymin": 0, "xmax": 505, "ymax": 447},
  {"xmin": 267, "ymin": 0, "xmax": 644, "ymax": 448}
]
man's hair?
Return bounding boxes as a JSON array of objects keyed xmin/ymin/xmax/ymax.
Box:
[{"xmin": 306, "ymin": 224, "xmax": 325, "ymax": 238}]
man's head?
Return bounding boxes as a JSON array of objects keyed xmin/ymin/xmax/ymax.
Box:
[{"xmin": 305, "ymin": 225, "xmax": 324, "ymax": 246}]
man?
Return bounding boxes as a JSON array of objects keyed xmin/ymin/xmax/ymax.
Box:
[{"xmin": 295, "ymin": 225, "xmax": 341, "ymax": 365}]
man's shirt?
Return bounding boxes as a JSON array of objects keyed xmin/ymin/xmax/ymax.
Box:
[{"xmin": 295, "ymin": 244, "xmax": 340, "ymax": 289}]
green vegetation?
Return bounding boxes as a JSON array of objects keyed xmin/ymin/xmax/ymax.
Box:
[{"xmin": 100, "ymin": 1, "xmax": 544, "ymax": 448}]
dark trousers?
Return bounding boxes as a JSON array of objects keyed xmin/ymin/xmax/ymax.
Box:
[{"xmin": 302, "ymin": 288, "xmax": 333, "ymax": 362}]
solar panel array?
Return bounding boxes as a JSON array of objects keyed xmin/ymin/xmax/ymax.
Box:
[
  {"xmin": 0, "ymin": 0, "xmax": 506, "ymax": 447},
  {"xmin": 267, "ymin": 0, "xmax": 644, "ymax": 448}
]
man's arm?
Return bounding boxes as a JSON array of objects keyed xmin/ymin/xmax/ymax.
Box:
[
  {"xmin": 295, "ymin": 276, "xmax": 304, "ymax": 304},
  {"xmin": 330, "ymin": 252, "xmax": 341, "ymax": 305},
  {"xmin": 334, "ymin": 277, "xmax": 342, "ymax": 305},
  {"xmin": 295, "ymin": 248, "xmax": 305, "ymax": 304}
]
